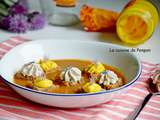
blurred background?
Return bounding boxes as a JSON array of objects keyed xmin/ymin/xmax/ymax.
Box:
[{"xmin": 0, "ymin": 0, "xmax": 159, "ymax": 62}]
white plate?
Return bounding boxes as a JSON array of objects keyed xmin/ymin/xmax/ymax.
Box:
[{"xmin": 0, "ymin": 40, "xmax": 141, "ymax": 108}]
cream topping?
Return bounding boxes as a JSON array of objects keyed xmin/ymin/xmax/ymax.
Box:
[
  {"xmin": 60, "ymin": 67, "xmax": 81, "ymax": 83},
  {"xmin": 99, "ymin": 70, "xmax": 119, "ymax": 85},
  {"xmin": 20, "ymin": 62, "xmax": 45, "ymax": 78}
]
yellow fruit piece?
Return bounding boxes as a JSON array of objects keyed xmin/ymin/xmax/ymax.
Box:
[
  {"xmin": 34, "ymin": 79, "xmax": 53, "ymax": 88},
  {"xmin": 116, "ymin": 0, "xmax": 158, "ymax": 45},
  {"xmin": 86, "ymin": 62, "xmax": 105, "ymax": 74},
  {"xmin": 39, "ymin": 60, "xmax": 57, "ymax": 72},
  {"xmin": 83, "ymin": 82, "xmax": 102, "ymax": 93}
]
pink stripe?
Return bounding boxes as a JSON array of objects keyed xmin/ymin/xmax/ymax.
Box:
[
  {"xmin": 0, "ymin": 51, "xmax": 6, "ymax": 55},
  {"xmin": 0, "ymin": 101, "xmax": 70, "ymax": 120},
  {"xmin": 50, "ymin": 111, "xmax": 89, "ymax": 120},
  {"xmin": 138, "ymin": 112, "xmax": 160, "ymax": 120},
  {"xmin": 141, "ymin": 61, "xmax": 157, "ymax": 66},
  {"xmin": 0, "ymin": 91, "xmax": 95, "ymax": 115},
  {"xmin": 147, "ymin": 100, "xmax": 160, "ymax": 108},
  {"xmin": 142, "ymin": 65, "xmax": 156, "ymax": 71},
  {"xmin": 0, "ymin": 81, "xmax": 8, "ymax": 87},
  {"xmin": 151, "ymin": 96, "xmax": 160, "ymax": 101},
  {"xmin": 88, "ymin": 108, "xmax": 127, "ymax": 119},
  {"xmin": 0, "ymin": 44, "xmax": 12, "ymax": 51},
  {"xmin": 0, "ymin": 96, "xmax": 95, "ymax": 119},
  {"xmin": 0, "ymin": 108, "xmax": 25, "ymax": 120},
  {"xmin": 117, "ymin": 94, "xmax": 142, "ymax": 103},
  {"xmin": 0, "ymin": 90, "xmax": 25, "ymax": 99},
  {"xmin": 10, "ymin": 37, "xmax": 28, "ymax": 43},
  {"xmin": 5, "ymin": 39, "xmax": 23, "ymax": 46},
  {"xmin": 134, "ymin": 81, "xmax": 148, "ymax": 87},
  {"xmin": 143, "ymin": 106, "xmax": 160, "ymax": 115},
  {"xmin": 87, "ymin": 114, "xmax": 108, "ymax": 120},
  {"xmin": 141, "ymin": 72, "xmax": 152, "ymax": 77},
  {"xmin": 0, "ymin": 105, "xmax": 52, "ymax": 120}
]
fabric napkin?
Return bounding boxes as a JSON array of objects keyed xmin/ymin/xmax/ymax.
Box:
[{"xmin": 0, "ymin": 37, "xmax": 159, "ymax": 120}]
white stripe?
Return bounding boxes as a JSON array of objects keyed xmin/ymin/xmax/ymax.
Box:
[
  {"xmin": 2, "ymin": 42, "xmax": 14, "ymax": 48},
  {"xmin": 139, "ymin": 75, "xmax": 151, "ymax": 78},
  {"xmin": 113, "ymin": 99, "xmax": 137, "ymax": 106},
  {"xmin": 139, "ymin": 75, "xmax": 151, "ymax": 81},
  {"xmin": 137, "ymin": 118, "xmax": 148, "ymax": 120},
  {"xmin": 10, "ymin": 38, "xmax": 24, "ymax": 43},
  {"xmin": 102, "ymin": 104, "xmax": 133, "ymax": 111},
  {"xmin": 125, "ymin": 94, "xmax": 143, "ymax": 100},
  {"xmin": 142, "ymin": 69, "xmax": 156, "ymax": 73},
  {"xmin": 142, "ymin": 63, "xmax": 156, "ymax": 67},
  {"xmin": 59, "ymin": 110, "xmax": 92, "ymax": 117},
  {"xmin": 141, "ymin": 71, "xmax": 153, "ymax": 74},
  {"xmin": 0, "ymin": 48, "xmax": 8, "ymax": 52},
  {"xmin": 142, "ymin": 62, "xmax": 156, "ymax": 66},
  {"xmin": 89, "ymin": 108, "xmax": 126, "ymax": 118},
  {"xmin": 94, "ymin": 114, "xmax": 110, "ymax": 120},
  {"xmin": 0, "ymin": 104, "xmax": 67, "ymax": 120},
  {"xmin": 147, "ymin": 105, "xmax": 160, "ymax": 111},
  {"xmin": 0, "ymin": 117, "xmax": 17, "ymax": 120},
  {"xmin": 150, "ymin": 99, "xmax": 160, "ymax": 104},
  {"xmin": 135, "ymin": 81, "xmax": 148, "ymax": 87},
  {"xmin": 130, "ymin": 87, "xmax": 147, "ymax": 94},
  {"xmin": 142, "ymin": 63, "xmax": 156, "ymax": 68},
  {"xmin": 141, "ymin": 111, "xmax": 160, "ymax": 118}
]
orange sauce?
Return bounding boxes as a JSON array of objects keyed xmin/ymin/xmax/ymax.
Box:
[{"xmin": 14, "ymin": 59, "xmax": 126, "ymax": 94}]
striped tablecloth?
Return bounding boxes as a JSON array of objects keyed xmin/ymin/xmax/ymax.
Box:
[{"xmin": 0, "ymin": 37, "xmax": 159, "ymax": 120}]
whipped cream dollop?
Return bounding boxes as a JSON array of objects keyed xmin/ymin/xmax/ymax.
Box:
[
  {"xmin": 60, "ymin": 67, "xmax": 82, "ymax": 83},
  {"xmin": 20, "ymin": 62, "xmax": 45, "ymax": 78},
  {"xmin": 98, "ymin": 70, "xmax": 119, "ymax": 85}
]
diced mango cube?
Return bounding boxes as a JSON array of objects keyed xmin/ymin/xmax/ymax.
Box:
[
  {"xmin": 86, "ymin": 62, "xmax": 105, "ymax": 74},
  {"xmin": 83, "ymin": 82, "xmax": 102, "ymax": 93},
  {"xmin": 39, "ymin": 60, "xmax": 57, "ymax": 72},
  {"xmin": 34, "ymin": 78, "xmax": 53, "ymax": 88}
]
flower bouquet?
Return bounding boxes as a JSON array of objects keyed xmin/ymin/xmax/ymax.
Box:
[{"xmin": 0, "ymin": 0, "xmax": 46, "ymax": 33}]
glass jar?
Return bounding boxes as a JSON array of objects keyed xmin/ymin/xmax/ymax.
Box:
[
  {"xmin": 40, "ymin": 0, "xmax": 86, "ymax": 26},
  {"xmin": 116, "ymin": 0, "xmax": 159, "ymax": 45}
]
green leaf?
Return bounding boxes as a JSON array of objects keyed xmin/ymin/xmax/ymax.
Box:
[
  {"xmin": 10, "ymin": 0, "xmax": 18, "ymax": 3},
  {"xmin": 0, "ymin": 7, "xmax": 8, "ymax": 16},
  {"xmin": 4, "ymin": 0, "xmax": 15, "ymax": 6},
  {"xmin": 0, "ymin": 15, "xmax": 3, "ymax": 20},
  {"xmin": 0, "ymin": 3, "xmax": 7, "ymax": 9}
]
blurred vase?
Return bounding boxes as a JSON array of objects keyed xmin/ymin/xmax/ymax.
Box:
[{"xmin": 27, "ymin": 0, "xmax": 42, "ymax": 12}]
